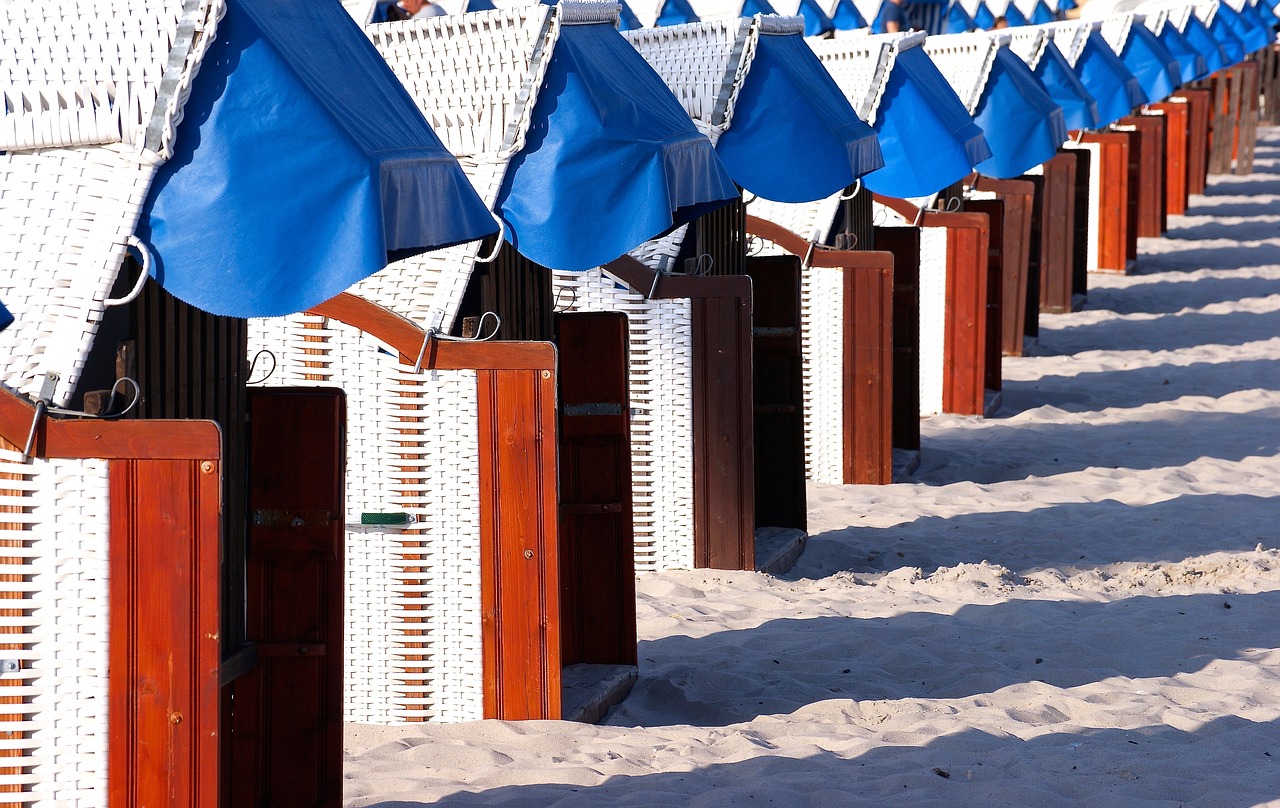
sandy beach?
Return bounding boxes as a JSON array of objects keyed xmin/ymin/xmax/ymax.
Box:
[{"xmin": 343, "ymin": 126, "xmax": 1280, "ymax": 807}]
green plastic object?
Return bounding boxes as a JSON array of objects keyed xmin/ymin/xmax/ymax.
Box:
[{"xmin": 361, "ymin": 512, "xmax": 412, "ymax": 526}]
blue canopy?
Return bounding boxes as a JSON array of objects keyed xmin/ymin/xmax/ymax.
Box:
[
  {"xmin": 138, "ymin": 0, "xmax": 497, "ymax": 318},
  {"xmin": 1208, "ymin": 12, "xmax": 1246, "ymax": 64},
  {"xmin": 861, "ymin": 42, "xmax": 992, "ymax": 197},
  {"xmin": 1118, "ymin": 22, "xmax": 1181, "ymax": 103},
  {"xmin": 1182, "ymin": 12, "xmax": 1228, "ymax": 74},
  {"xmin": 656, "ymin": 0, "xmax": 700, "ymax": 26},
  {"xmin": 944, "ymin": 2, "xmax": 975, "ymax": 33},
  {"xmin": 1072, "ymin": 30, "xmax": 1147, "ymax": 126},
  {"xmin": 973, "ymin": 46, "xmax": 1067, "ymax": 177},
  {"xmin": 1003, "ymin": 3, "xmax": 1028, "ymax": 26},
  {"xmin": 1157, "ymin": 20, "xmax": 1209, "ymax": 83},
  {"xmin": 742, "ymin": 0, "xmax": 781, "ymax": 14},
  {"xmin": 1219, "ymin": 1, "xmax": 1271, "ymax": 53},
  {"xmin": 830, "ymin": 0, "xmax": 869, "ymax": 28},
  {"xmin": 617, "ymin": 0, "xmax": 643, "ymax": 30},
  {"xmin": 1057, "ymin": 0, "xmax": 1075, "ymax": 9},
  {"xmin": 1257, "ymin": 0, "xmax": 1280, "ymax": 28},
  {"xmin": 1029, "ymin": 0, "xmax": 1055, "ymax": 24},
  {"xmin": 0, "ymin": 300, "xmax": 11, "ymax": 336},
  {"xmin": 973, "ymin": 1, "xmax": 996, "ymax": 28},
  {"xmin": 797, "ymin": 0, "xmax": 838, "ymax": 36},
  {"xmin": 465, "ymin": 0, "xmax": 497, "ymax": 10},
  {"xmin": 495, "ymin": 21, "xmax": 737, "ymax": 271},
  {"xmin": 1034, "ymin": 39, "xmax": 1100, "ymax": 130},
  {"xmin": 716, "ymin": 28, "xmax": 884, "ymax": 202}
]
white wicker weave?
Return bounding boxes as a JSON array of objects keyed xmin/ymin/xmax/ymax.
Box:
[
  {"xmin": 356, "ymin": 3, "xmax": 572, "ymax": 333},
  {"xmin": 1004, "ymin": 26, "xmax": 1050, "ymax": 69},
  {"xmin": 1047, "ymin": 20, "xmax": 1096, "ymax": 65},
  {"xmin": 549, "ymin": 269, "xmax": 696, "ymax": 572},
  {"xmin": 343, "ymin": 0, "xmax": 378, "ymax": 25},
  {"xmin": 0, "ymin": 0, "xmax": 224, "ymax": 408},
  {"xmin": 799, "ymin": 265, "xmax": 846, "ymax": 484},
  {"xmin": 1099, "ymin": 12, "xmax": 1142, "ymax": 54},
  {"xmin": 922, "ymin": 31, "xmax": 1006, "ymax": 115},
  {"xmin": 247, "ymin": 315, "xmax": 485, "ymax": 723},
  {"xmin": 0, "ymin": 446, "xmax": 111, "ymax": 806}
]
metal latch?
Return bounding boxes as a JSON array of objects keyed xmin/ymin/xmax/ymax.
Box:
[{"xmin": 252, "ymin": 509, "xmax": 332, "ymax": 528}]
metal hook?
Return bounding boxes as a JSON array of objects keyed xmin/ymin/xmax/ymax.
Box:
[
  {"xmin": 105, "ymin": 236, "xmax": 152, "ymax": 307},
  {"xmin": 838, "ymin": 178, "xmax": 863, "ymax": 201},
  {"xmin": 414, "ymin": 312, "xmax": 502, "ymax": 372},
  {"xmin": 20, "ymin": 401, "xmax": 46, "ymax": 464},
  {"xmin": 553, "ymin": 284, "xmax": 578, "ymax": 312},
  {"xmin": 741, "ymin": 190, "xmax": 758, "ymax": 206},
  {"xmin": 476, "ymin": 217, "xmax": 506, "ymax": 264}
]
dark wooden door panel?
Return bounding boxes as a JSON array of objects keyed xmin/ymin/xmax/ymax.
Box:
[
  {"xmin": 964, "ymin": 198, "xmax": 1004, "ymax": 392},
  {"xmin": 873, "ymin": 226, "xmax": 921, "ymax": 452},
  {"xmin": 555, "ymin": 312, "xmax": 636, "ymax": 668}
]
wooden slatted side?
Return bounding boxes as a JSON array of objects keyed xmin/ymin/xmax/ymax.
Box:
[
  {"xmin": 1149, "ymin": 101, "xmax": 1192, "ymax": 216},
  {"xmin": 1235, "ymin": 60, "xmax": 1259, "ymax": 175},
  {"xmin": 555, "ymin": 313, "xmax": 636, "ymax": 668},
  {"xmin": 1174, "ymin": 89, "xmax": 1212, "ymax": 195},
  {"xmin": 972, "ymin": 177, "xmax": 1035, "ymax": 355},
  {"xmin": 1032, "ymin": 152, "xmax": 1078, "ymax": 315},
  {"xmin": 1080, "ymin": 131, "xmax": 1132, "ymax": 274},
  {"xmin": 1069, "ymin": 146, "xmax": 1092, "ymax": 299},
  {"xmin": 965, "ymin": 198, "xmax": 1004, "ymax": 394},
  {"xmin": 830, "ymin": 188, "xmax": 875, "ymax": 251},
  {"xmin": 479, "ymin": 367, "xmax": 561, "ymax": 720},
  {"xmin": 873, "ymin": 226, "xmax": 922, "ymax": 453},
  {"xmin": 459, "ymin": 245, "xmax": 556, "ymax": 342},
  {"xmin": 941, "ymin": 214, "xmax": 991, "ymax": 416},
  {"xmin": 687, "ymin": 199, "xmax": 748, "ymax": 278}
]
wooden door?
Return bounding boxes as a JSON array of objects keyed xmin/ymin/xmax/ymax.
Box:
[
  {"xmin": 843, "ymin": 261, "xmax": 894, "ymax": 485},
  {"xmin": 971, "ymin": 178, "xmax": 1034, "ymax": 355},
  {"xmin": 1235, "ymin": 60, "xmax": 1259, "ymax": 174},
  {"xmin": 942, "ymin": 214, "xmax": 992, "ymax": 415},
  {"xmin": 1119, "ymin": 114, "xmax": 1167, "ymax": 237},
  {"xmin": 228, "ymin": 388, "xmax": 345, "ymax": 808},
  {"xmin": 1174, "ymin": 89, "xmax": 1211, "ymax": 195},
  {"xmin": 1069, "ymin": 146, "xmax": 1091, "ymax": 298},
  {"xmin": 874, "ymin": 226, "xmax": 921, "ymax": 452},
  {"xmin": 555, "ymin": 313, "xmax": 636, "ymax": 668},
  {"xmin": 1149, "ymin": 101, "xmax": 1190, "ymax": 215},
  {"xmin": 746, "ymin": 256, "xmax": 806, "ymax": 532},
  {"xmin": 1034, "ymin": 151, "xmax": 1078, "ymax": 315},
  {"xmin": 1080, "ymin": 132, "xmax": 1130, "ymax": 273}
]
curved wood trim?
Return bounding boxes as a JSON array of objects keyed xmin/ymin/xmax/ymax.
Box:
[
  {"xmin": 970, "ymin": 177, "xmax": 1036, "ymax": 200},
  {"xmin": 601, "ymin": 256, "xmax": 752, "ymax": 300},
  {"xmin": 0, "ymin": 389, "xmax": 220, "ymax": 461},
  {"xmin": 744, "ymin": 215, "xmax": 896, "ymax": 271},
  {"xmin": 309, "ymin": 292, "xmax": 555, "ymax": 371},
  {"xmin": 871, "ymin": 194, "xmax": 990, "ymax": 233}
]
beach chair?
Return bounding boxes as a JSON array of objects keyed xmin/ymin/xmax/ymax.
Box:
[{"xmin": 0, "ymin": 0, "xmax": 225, "ymax": 803}]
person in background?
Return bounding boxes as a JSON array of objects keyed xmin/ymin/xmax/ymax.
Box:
[
  {"xmin": 882, "ymin": 0, "xmax": 907, "ymax": 32},
  {"xmin": 992, "ymin": 15, "xmax": 1009, "ymax": 27},
  {"xmin": 399, "ymin": 0, "xmax": 446, "ymax": 18}
]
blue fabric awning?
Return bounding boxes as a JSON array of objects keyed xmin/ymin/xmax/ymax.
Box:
[
  {"xmin": 742, "ymin": 0, "xmax": 782, "ymax": 15},
  {"xmin": 973, "ymin": 46, "xmax": 1067, "ymax": 178},
  {"xmin": 1219, "ymin": 1, "xmax": 1271, "ymax": 53},
  {"xmin": 1158, "ymin": 20, "xmax": 1209, "ymax": 83},
  {"xmin": 466, "ymin": 0, "xmax": 497, "ymax": 11},
  {"xmin": 1209, "ymin": 12, "xmax": 1247, "ymax": 64},
  {"xmin": 830, "ymin": 0, "xmax": 869, "ymax": 28},
  {"xmin": 0, "ymin": 300, "xmax": 12, "ymax": 336},
  {"xmin": 495, "ymin": 21, "xmax": 738, "ymax": 271},
  {"xmin": 1029, "ymin": 0, "xmax": 1055, "ymax": 24},
  {"xmin": 1058, "ymin": 0, "xmax": 1076, "ymax": 10},
  {"xmin": 1182, "ymin": 12, "xmax": 1228, "ymax": 74},
  {"xmin": 1257, "ymin": 0, "xmax": 1280, "ymax": 28},
  {"xmin": 138, "ymin": 0, "xmax": 497, "ymax": 318},
  {"xmin": 617, "ymin": 0, "xmax": 643, "ymax": 30},
  {"xmin": 1073, "ymin": 29, "xmax": 1147, "ymax": 127},
  {"xmin": 973, "ymin": 1, "xmax": 996, "ymax": 28},
  {"xmin": 944, "ymin": 3, "xmax": 975, "ymax": 33},
  {"xmin": 1003, "ymin": 4, "xmax": 1029, "ymax": 26},
  {"xmin": 861, "ymin": 42, "xmax": 992, "ymax": 197},
  {"xmin": 656, "ymin": 0, "xmax": 700, "ymax": 26},
  {"xmin": 797, "ymin": 0, "xmax": 838, "ymax": 36},
  {"xmin": 1119, "ymin": 22, "xmax": 1181, "ymax": 103},
  {"xmin": 716, "ymin": 27, "xmax": 884, "ymax": 202},
  {"xmin": 1034, "ymin": 39, "xmax": 1100, "ymax": 131}
]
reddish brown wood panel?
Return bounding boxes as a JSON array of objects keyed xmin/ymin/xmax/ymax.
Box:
[
  {"xmin": 1118, "ymin": 114, "xmax": 1167, "ymax": 238},
  {"xmin": 1235, "ymin": 60, "xmax": 1259, "ymax": 174},
  {"xmin": 1149, "ymin": 101, "xmax": 1191, "ymax": 215},
  {"xmin": 229, "ymin": 388, "xmax": 345, "ymax": 808},
  {"xmin": 554, "ymin": 313, "xmax": 637, "ymax": 668},
  {"xmin": 1034, "ymin": 152, "xmax": 1078, "ymax": 315},
  {"xmin": 1173, "ymin": 89, "xmax": 1212, "ymax": 195},
  {"xmin": 746, "ymin": 256, "xmax": 807, "ymax": 533},
  {"xmin": 691, "ymin": 293, "xmax": 756, "ymax": 570},
  {"xmin": 942, "ymin": 216, "xmax": 992, "ymax": 416},
  {"xmin": 109, "ymin": 456, "xmax": 221, "ymax": 808},
  {"xmin": 873, "ymin": 226, "xmax": 922, "ymax": 452},
  {"xmin": 843, "ymin": 259, "xmax": 894, "ymax": 486},
  {"xmin": 478, "ymin": 368, "xmax": 562, "ymax": 720},
  {"xmin": 1080, "ymin": 132, "xmax": 1131, "ymax": 274}
]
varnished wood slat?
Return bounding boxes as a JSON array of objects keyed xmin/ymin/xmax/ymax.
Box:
[
  {"xmin": 943, "ymin": 218, "xmax": 991, "ymax": 416},
  {"xmin": 1078, "ymin": 131, "xmax": 1132, "ymax": 273},
  {"xmin": 1148, "ymin": 101, "xmax": 1191, "ymax": 215},
  {"xmin": 602, "ymin": 256, "xmax": 753, "ymax": 301},
  {"xmin": 971, "ymin": 177, "xmax": 1035, "ymax": 356}
]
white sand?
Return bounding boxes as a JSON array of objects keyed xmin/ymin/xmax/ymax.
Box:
[{"xmin": 344, "ymin": 128, "xmax": 1280, "ymax": 806}]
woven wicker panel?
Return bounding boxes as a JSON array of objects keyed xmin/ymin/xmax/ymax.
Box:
[
  {"xmin": 550, "ymin": 269, "xmax": 695, "ymax": 572},
  {"xmin": 1099, "ymin": 13, "xmax": 1138, "ymax": 54},
  {"xmin": 246, "ymin": 315, "xmax": 484, "ymax": 723},
  {"xmin": 1047, "ymin": 20, "xmax": 1093, "ymax": 65},
  {"xmin": 0, "ymin": 447, "xmax": 110, "ymax": 805},
  {"xmin": 624, "ymin": 18, "xmax": 756, "ymax": 137},
  {"xmin": 0, "ymin": 0, "xmax": 222, "ymax": 155},
  {"xmin": 1005, "ymin": 27, "xmax": 1049, "ymax": 69},
  {"xmin": 922, "ymin": 32, "xmax": 1003, "ymax": 114},
  {"xmin": 799, "ymin": 265, "xmax": 845, "ymax": 485},
  {"xmin": 750, "ymin": 192, "xmax": 846, "ymax": 246},
  {"xmin": 809, "ymin": 31, "xmax": 914, "ymax": 125},
  {"xmin": 355, "ymin": 6, "xmax": 559, "ymax": 333}
]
